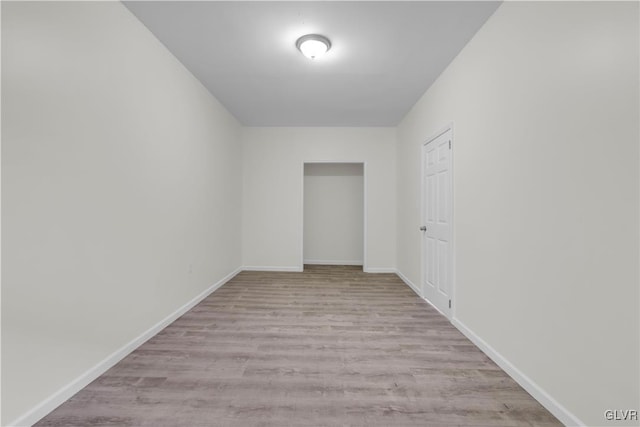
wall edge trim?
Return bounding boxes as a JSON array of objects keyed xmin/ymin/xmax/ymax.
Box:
[
  {"xmin": 396, "ymin": 268, "xmax": 583, "ymax": 426},
  {"xmin": 395, "ymin": 269, "xmax": 422, "ymax": 297},
  {"xmin": 303, "ymin": 259, "xmax": 363, "ymax": 265},
  {"xmin": 363, "ymin": 267, "xmax": 396, "ymax": 273},
  {"xmin": 242, "ymin": 266, "xmax": 303, "ymax": 272},
  {"xmin": 7, "ymin": 266, "xmax": 243, "ymax": 427},
  {"xmin": 451, "ymin": 317, "xmax": 585, "ymax": 427}
]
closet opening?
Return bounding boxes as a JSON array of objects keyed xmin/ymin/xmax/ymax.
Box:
[{"xmin": 302, "ymin": 162, "xmax": 365, "ymax": 271}]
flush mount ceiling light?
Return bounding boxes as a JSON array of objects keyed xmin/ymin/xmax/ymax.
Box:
[{"xmin": 296, "ymin": 34, "xmax": 331, "ymax": 60}]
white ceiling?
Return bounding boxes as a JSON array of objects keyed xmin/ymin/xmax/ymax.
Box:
[{"xmin": 124, "ymin": 1, "xmax": 500, "ymax": 126}]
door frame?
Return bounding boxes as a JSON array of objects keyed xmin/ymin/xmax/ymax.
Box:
[
  {"xmin": 300, "ymin": 160, "xmax": 367, "ymax": 272},
  {"xmin": 420, "ymin": 123, "xmax": 455, "ymax": 320}
]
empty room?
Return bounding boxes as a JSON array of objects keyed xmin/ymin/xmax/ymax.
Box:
[{"xmin": 2, "ymin": 1, "xmax": 638, "ymax": 426}]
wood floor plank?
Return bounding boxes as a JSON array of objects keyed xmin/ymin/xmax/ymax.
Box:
[{"xmin": 35, "ymin": 265, "xmax": 561, "ymax": 426}]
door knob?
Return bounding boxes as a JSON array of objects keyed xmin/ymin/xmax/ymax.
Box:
[{"xmin": 420, "ymin": 226, "xmax": 427, "ymax": 231}]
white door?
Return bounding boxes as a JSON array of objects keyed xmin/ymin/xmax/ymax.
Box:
[{"xmin": 422, "ymin": 129, "xmax": 453, "ymax": 318}]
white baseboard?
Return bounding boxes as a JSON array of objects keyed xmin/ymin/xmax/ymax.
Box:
[
  {"xmin": 394, "ymin": 270, "xmax": 447, "ymax": 317},
  {"xmin": 422, "ymin": 295, "xmax": 449, "ymax": 318},
  {"xmin": 10, "ymin": 265, "xmax": 582, "ymax": 427},
  {"xmin": 242, "ymin": 265, "xmax": 303, "ymax": 272},
  {"xmin": 452, "ymin": 318, "xmax": 584, "ymax": 427},
  {"xmin": 303, "ymin": 259, "xmax": 363, "ymax": 266},
  {"xmin": 8, "ymin": 267, "xmax": 242, "ymax": 427},
  {"xmin": 397, "ymin": 269, "xmax": 580, "ymax": 425},
  {"xmin": 394, "ymin": 269, "xmax": 421, "ymax": 297},
  {"xmin": 363, "ymin": 267, "xmax": 396, "ymax": 273}
]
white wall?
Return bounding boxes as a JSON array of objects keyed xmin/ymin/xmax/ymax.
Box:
[
  {"xmin": 242, "ymin": 128, "xmax": 395, "ymax": 272},
  {"xmin": 1, "ymin": 2, "xmax": 242, "ymax": 424},
  {"xmin": 304, "ymin": 163, "xmax": 364, "ymax": 265},
  {"xmin": 396, "ymin": 2, "xmax": 639, "ymax": 426},
  {"xmin": 4, "ymin": 1, "xmax": 638, "ymax": 426}
]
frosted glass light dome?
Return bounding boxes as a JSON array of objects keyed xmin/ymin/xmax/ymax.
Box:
[{"xmin": 296, "ymin": 34, "xmax": 331, "ymax": 60}]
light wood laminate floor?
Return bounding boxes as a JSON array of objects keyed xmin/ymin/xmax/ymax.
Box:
[{"xmin": 36, "ymin": 265, "xmax": 561, "ymax": 426}]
